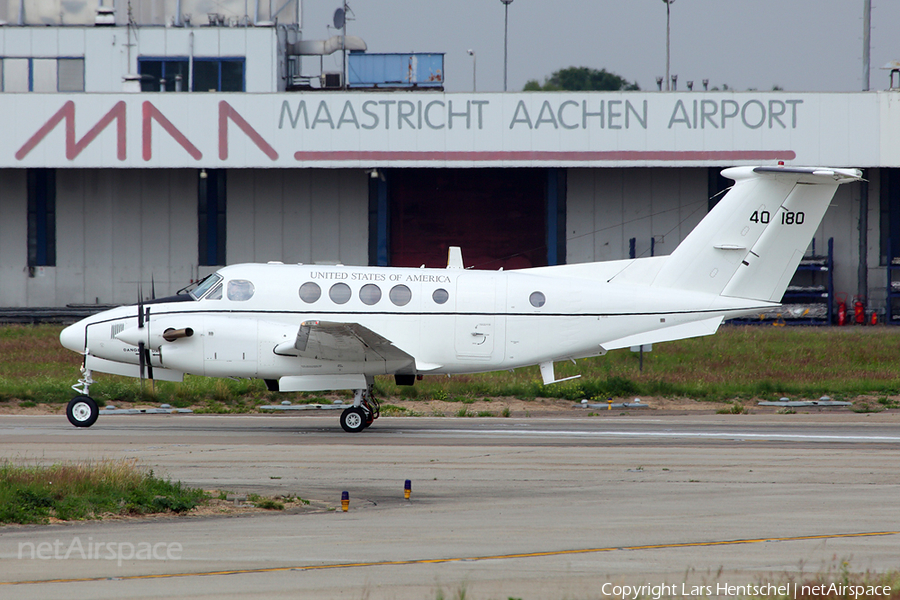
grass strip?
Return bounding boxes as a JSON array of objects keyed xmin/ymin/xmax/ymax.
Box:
[
  {"xmin": 0, "ymin": 459, "xmax": 207, "ymax": 524},
  {"xmin": 3, "ymin": 324, "xmax": 900, "ymax": 407}
]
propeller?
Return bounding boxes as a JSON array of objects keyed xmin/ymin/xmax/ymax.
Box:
[{"xmin": 137, "ymin": 284, "xmax": 154, "ymax": 395}]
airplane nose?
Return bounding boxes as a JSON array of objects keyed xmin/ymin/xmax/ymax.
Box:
[{"xmin": 60, "ymin": 322, "xmax": 86, "ymax": 353}]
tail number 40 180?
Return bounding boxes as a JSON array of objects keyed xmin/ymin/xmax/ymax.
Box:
[{"xmin": 750, "ymin": 210, "xmax": 805, "ymax": 225}]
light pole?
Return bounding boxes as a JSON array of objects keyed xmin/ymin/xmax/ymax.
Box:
[
  {"xmin": 468, "ymin": 49, "xmax": 476, "ymax": 92},
  {"xmin": 501, "ymin": 0, "xmax": 513, "ymax": 92},
  {"xmin": 663, "ymin": 0, "xmax": 674, "ymax": 91}
]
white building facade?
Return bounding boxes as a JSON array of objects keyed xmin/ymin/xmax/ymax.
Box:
[{"xmin": 1, "ymin": 22, "xmax": 899, "ymax": 322}]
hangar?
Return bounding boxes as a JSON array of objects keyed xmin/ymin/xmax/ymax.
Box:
[{"xmin": 2, "ymin": 6, "xmax": 900, "ymax": 324}]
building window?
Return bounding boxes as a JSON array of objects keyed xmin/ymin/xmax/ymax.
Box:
[
  {"xmin": 31, "ymin": 59, "xmax": 56, "ymax": 92},
  {"xmin": 198, "ymin": 169, "xmax": 226, "ymax": 266},
  {"xmin": 27, "ymin": 169, "xmax": 56, "ymax": 268},
  {"xmin": 138, "ymin": 57, "xmax": 244, "ymax": 92},
  {"xmin": 192, "ymin": 58, "xmax": 245, "ymax": 92},
  {"xmin": 57, "ymin": 58, "xmax": 85, "ymax": 92},
  {"xmin": 138, "ymin": 58, "xmax": 189, "ymax": 92},
  {"xmin": 3, "ymin": 58, "xmax": 28, "ymax": 91},
  {"xmin": 0, "ymin": 58, "xmax": 84, "ymax": 92}
]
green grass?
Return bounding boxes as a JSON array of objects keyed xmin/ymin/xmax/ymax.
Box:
[
  {"xmin": 5, "ymin": 324, "xmax": 900, "ymax": 407},
  {"xmin": 0, "ymin": 459, "xmax": 207, "ymax": 524}
]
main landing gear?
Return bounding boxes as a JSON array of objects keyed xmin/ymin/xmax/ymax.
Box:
[
  {"xmin": 340, "ymin": 385, "xmax": 380, "ymax": 433},
  {"xmin": 67, "ymin": 367, "xmax": 99, "ymax": 428}
]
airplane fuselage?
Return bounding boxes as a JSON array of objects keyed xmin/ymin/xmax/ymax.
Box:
[{"xmin": 63, "ymin": 261, "xmax": 770, "ymax": 382}]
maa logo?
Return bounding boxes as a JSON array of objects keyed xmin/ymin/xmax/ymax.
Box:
[{"xmin": 16, "ymin": 100, "xmax": 277, "ymax": 163}]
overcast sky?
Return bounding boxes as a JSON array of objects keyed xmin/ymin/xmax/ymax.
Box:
[{"xmin": 300, "ymin": 0, "xmax": 900, "ymax": 93}]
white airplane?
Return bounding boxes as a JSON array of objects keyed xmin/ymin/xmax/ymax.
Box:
[{"xmin": 60, "ymin": 165, "xmax": 861, "ymax": 432}]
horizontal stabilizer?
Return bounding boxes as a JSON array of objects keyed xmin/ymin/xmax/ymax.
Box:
[{"xmin": 600, "ymin": 316, "xmax": 724, "ymax": 351}]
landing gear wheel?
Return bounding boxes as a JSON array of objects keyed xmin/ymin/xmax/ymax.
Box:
[
  {"xmin": 340, "ymin": 407, "xmax": 367, "ymax": 433},
  {"xmin": 67, "ymin": 395, "xmax": 99, "ymax": 428}
]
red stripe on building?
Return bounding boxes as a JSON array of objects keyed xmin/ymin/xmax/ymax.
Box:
[{"xmin": 293, "ymin": 150, "xmax": 796, "ymax": 162}]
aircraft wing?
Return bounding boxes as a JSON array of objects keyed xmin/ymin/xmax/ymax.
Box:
[{"xmin": 275, "ymin": 320, "xmax": 416, "ymax": 367}]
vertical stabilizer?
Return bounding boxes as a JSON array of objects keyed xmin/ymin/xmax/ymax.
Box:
[{"xmin": 650, "ymin": 166, "xmax": 861, "ymax": 301}]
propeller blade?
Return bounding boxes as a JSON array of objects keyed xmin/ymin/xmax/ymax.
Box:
[
  {"xmin": 151, "ymin": 274, "xmax": 156, "ymax": 300},
  {"xmin": 145, "ymin": 347, "xmax": 154, "ymax": 381},
  {"xmin": 137, "ymin": 283, "xmax": 144, "ymax": 329},
  {"xmin": 138, "ymin": 340, "xmax": 146, "ymax": 387}
]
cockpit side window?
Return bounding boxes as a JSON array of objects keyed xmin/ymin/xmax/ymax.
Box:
[
  {"xmin": 207, "ymin": 283, "xmax": 223, "ymax": 300},
  {"xmin": 227, "ymin": 279, "xmax": 255, "ymax": 301},
  {"xmin": 189, "ymin": 274, "xmax": 224, "ymax": 300}
]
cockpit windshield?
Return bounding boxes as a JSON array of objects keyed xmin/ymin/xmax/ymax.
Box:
[{"xmin": 187, "ymin": 274, "xmax": 224, "ymax": 300}]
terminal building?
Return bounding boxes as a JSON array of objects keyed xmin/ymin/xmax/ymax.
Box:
[{"xmin": 2, "ymin": 2, "xmax": 900, "ymax": 324}]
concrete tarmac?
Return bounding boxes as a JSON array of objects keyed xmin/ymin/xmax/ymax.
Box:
[{"xmin": 1, "ymin": 413, "xmax": 899, "ymax": 599}]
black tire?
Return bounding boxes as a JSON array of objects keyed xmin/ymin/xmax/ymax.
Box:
[
  {"xmin": 340, "ymin": 407, "xmax": 367, "ymax": 433},
  {"xmin": 67, "ymin": 395, "xmax": 99, "ymax": 428}
]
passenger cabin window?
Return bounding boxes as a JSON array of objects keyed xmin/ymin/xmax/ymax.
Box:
[
  {"xmin": 329, "ymin": 283, "xmax": 351, "ymax": 304},
  {"xmin": 299, "ymin": 282, "xmax": 321, "ymax": 303},
  {"xmin": 227, "ymin": 279, "xmax": 255, "ymax": 301},
  {"xmin": 432, "ymin": 288, "xmax": 449, "ymax": 304},
  {"xmin": 529, "ymin": 292, "xmax": 546, "ymax": 308},
  {"xmin": 360, "ymin": 284, "xmax": 382, "ymax": 306},
  {"xmin": 390, "ymin": 285, "xmax": 412, "ymax": 306}
]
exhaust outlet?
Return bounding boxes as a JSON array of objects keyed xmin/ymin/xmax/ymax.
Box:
[{"xmin": 163, "ymin": 328, "xmax": 194, "ymax": 342}]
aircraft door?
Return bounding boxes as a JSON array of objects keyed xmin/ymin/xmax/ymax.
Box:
[{"xmin": 454, "ymin": 274, "xmax": 498, "ymax": 361}]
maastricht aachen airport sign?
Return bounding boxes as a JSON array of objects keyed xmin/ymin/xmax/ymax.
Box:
[{"xmin": 3, "ymin": 92, "xmax": 897, "ymax": 169}]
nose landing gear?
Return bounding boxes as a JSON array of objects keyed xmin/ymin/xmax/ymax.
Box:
[
  {"xmin": 67, "ymin": 367, "xmax": 99, "ymax": 428},
  {"xmin": 67, "ymin": 395, "xmax": 99, "ymax": 427}
]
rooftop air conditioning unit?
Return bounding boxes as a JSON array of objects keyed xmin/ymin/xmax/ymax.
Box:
[{"xmin": 322, "ymin": 72, "xmax": 342, "ymax": 89}]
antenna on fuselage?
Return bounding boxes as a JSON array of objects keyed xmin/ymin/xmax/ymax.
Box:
[{"xmin": 446, "ymin": 247, "xmax": 464, "ymax": 269}]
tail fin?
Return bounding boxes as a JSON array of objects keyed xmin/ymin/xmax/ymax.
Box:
[{"xmin": 650, "ymin": 166, "xmax": 861, "ymax": 302}]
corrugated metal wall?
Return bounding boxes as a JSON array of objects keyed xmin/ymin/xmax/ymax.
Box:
[
  {"xmin": 0, "ymin": 167, "xmax": 369, "ymax": 307},
  {"xmin": 55, "ymin": 168, "xmax": 194, "ymax": 306},
  {"xmin": 567, "ymin": 168, "xmax": 709, "ymax": 263},
  {"xmin": 0, "ymin": 169, "xmax": 26, "ymax": 306},
  {"xmin": 228, "ymin": 169, "xmax": 368, "ymax": 266}
]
